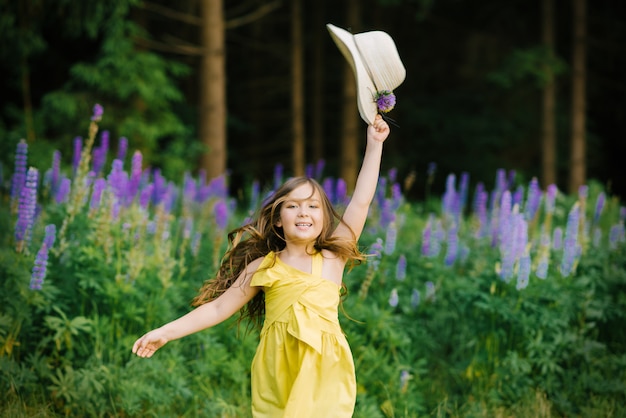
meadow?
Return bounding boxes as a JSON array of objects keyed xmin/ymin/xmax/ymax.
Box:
[{"xmin": 1, "ymin": 106, "xmax": 625, "ymax": 417}]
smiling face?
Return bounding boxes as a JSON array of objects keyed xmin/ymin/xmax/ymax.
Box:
[{"xmin": 276, "ymin": 183, "xmax": 325, "ymax": 245}]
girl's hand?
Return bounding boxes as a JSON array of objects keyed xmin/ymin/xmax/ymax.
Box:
[
  {"xmin": 132, "ymin": 328, "xmax": 168, "ymax": 358},
  {"xmin": 367, "ymin": 114, "xmax": 390, "ymax": 143}
]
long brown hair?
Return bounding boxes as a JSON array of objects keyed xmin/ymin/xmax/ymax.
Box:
[{"xmin": 191, "ymin": 177, "xmax": 365, "ymax": 328}]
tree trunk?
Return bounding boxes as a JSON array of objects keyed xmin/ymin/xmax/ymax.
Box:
[
  {"xmin": 311, "ymin": 0, "xmax": 325, "ymax": 166},
  {"xmin": 199, "ymin": 0, "xmax": 227, "ymax": 180},
  {"xmin": 541, "ymin": 0, "xmax": 557, "ymax": 188},
  {"xmin": 291, "ymin": 0, "xmax": 306, "ymax": 177},
  {"xmin": 569, "ymin": 0, "xmax": 586, "ymax": 193},
  {"xmin": 340, "ymin": 0, "xmax": 361, "ymax": 191}
]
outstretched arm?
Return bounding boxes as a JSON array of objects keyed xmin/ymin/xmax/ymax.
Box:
[
  {"xmin": 334, "ymin": 114, "xmax": 390, "ymax": 241},
  {"xmin": 132, "ymin": 257, "xmax": 263, "ymax": 358}
]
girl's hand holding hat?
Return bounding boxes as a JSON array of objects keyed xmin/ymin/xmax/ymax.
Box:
[{"xmin": 368, "ymin": 114, "xmax": 390, "ymax": 144}]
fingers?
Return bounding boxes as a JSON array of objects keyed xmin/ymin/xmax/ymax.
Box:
[
  {"xmin": 132, "ymin": 335, "xmax": 159, "ymax": 358},
  {"xmin": 372, "ymin": 114, "xmax": 389, "ymax": 132}
]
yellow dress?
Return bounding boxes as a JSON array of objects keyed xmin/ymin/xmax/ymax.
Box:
[{"xmin": 250, "ymin": 251, "xmax": 356, "ymax": 418}]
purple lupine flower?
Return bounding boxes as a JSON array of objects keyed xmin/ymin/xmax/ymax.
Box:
[
  {"xmin": 496, "ymin": 169, "xmax": 507, "ymax": 193},
  {"xmin": 388, "ymin": 168, "xmax": 398, "ymax": 184},
  {"xmin": 444, "ymin": 223, "xmax": 459, "ymax": 266},
  {"xmin": 322, "ymin": 178, "xmax": 334, "ymax": 204},
  {"xmin": 315, "ymin": 159, "xmax": 325, "ymax": 180},
  {"xmin": 395, "ymin": 254, "xmax": 407, "ymax": 281},
  {"xmin": 513, "ymin": 185, "xmax": 524, "ymax": 208},
  {"xmin": 50, "ymin": 150, "xmax": 61, "ymax": 195},
  {"xmin": 442, "ymin": 173, "xmax": 457, "ymax": 220},
  {"xmin": 305, "ymin": 163, "xmax": 314, "ymax": 179},
  {"xmin": 388, "ymin": 288, "xmax": 399, "ymax": 308},
  {"xmin": 411, "ymin": 289, "xmax": 421, "ymax": 308},
  {"xmin": 608, "ymin": 223, "xmax": 625, "ymax": 250},
  {"xmin": 380, "ymin": 199, "xmax": 396, "ymax": 230},
  {"xmin": 117, "ymin": 137, "xmax": 128, "ymax": 161},
  {"xmin": 90, "ymin": 178, "xmax": 107, "ymax": 211},
  {"xmin": 15, "ymin": 167, "xmax": 38, "ymax": 249},
  {"xmin": 593, "ymin": 192, "xmax": 606, "ymax": 224},
  {"xmin": 376, "ymin": 177, "xmax": 387, "ymax": 209},
  {"xmin": 30, "ymin": 243, "xmax": 49, "ymax": 290},
  {"xmin": 497, "ymin": 190, "xmax": 512, "ymax": 247},
  {"xmin": 162, "ymin": 182, "xmax": 178, "ymax": 213},
  {"xmin": 139, "ymin": 183, "xmax": 153, "ymax": 210},
  {"xmin": 91, "ymin": 103, "xmax": 104, "ymax": 121},
  {"xmin": 578, "ymin": 185, "xmax": 588, "ymax": 200},
  {"xmin": 10, "ymin": 140, "xmax": 28, "ymax": 206},
  {"xmin": 473, "ymin": 184, "xmax": 489, "ymax": 239},
  {"xmin": 54, "ymin": 177, "xmax": 71, "ymax": 204},
  {"xmin": 182, "ymin": 172, "xmax": 197, "ymax": 205},
  {"xmin": 384, "ymin": 222, "xmax": 397, "ymax": 255},
  {"xmin": 560, "ymin": 203, "xmax": 580, "ymax": 277},
  {"xmin": 516, "ymin": 252, "xmax": 531, "ymax": 290},
  {"xmin": 92, "ymin": 130, "xmax": 109, "ymax": 174},
  {"xmin": 368, "ymin": 238, "xmax": 384, "ymax": 271},
  {"xmin": 507, "ymin": 170, "xmax": 516, "ymax": 189},
  {"xmin": 107, "ymin": 159, "xmax": 128, "ymax": 205},
  {"xmin": 273, "ymin": 164, "xmax": 284, "ymax": 190},
  {"xmin": 72, "ymin": 137, "xmax": 83, "ymax": 175},
  {"xmin": 524, "ymin": 178, "xmax": 542, "ymax": 221},
  {"xmin": 336, "ymin": 178, "xmax": 348, "ymax": 206},
  {"xmin": 127, "ymin": 151, "xmax": 143, "ymax": 202},
  {"xmin": 151, "ymin": 169, "xmax": 167, "ymax": 205},
  {"xmin": 553, "ymin": 227, "xmax": 563, "ymax": 250},
  {"xmin": 421, "ymin": 215, "xmax": 434, "ymax": 257},
  {"xmin": 214, "ymin": 199, "xmax": 229, "ymax": 230},
  {"xmin": 425, "ymin": 281, "xmax": 436, "ymax": 301},
  {"xmin": 545, "ymin": 184, "xmax": 558, "ymax": 214},
  {"xmin": 390, "ymin": 182, "xmax": 403, "ymax": 211},
  {"xmin": 459, "ymin": 172, "xmax": 470, "ymax": 213},
  {"xmin": 44, "ymin": 224, "xmax": 56, "ymax": 249}
]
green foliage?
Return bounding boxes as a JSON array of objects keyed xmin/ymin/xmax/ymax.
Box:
[{"xmin": 1, "ymin": 117, "xmax": 626, "ymax": 417}]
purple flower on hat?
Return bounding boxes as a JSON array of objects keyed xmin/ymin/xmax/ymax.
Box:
[{"xmin": 375, "ymin": 90, "xmax": 396, "ymax": 113}]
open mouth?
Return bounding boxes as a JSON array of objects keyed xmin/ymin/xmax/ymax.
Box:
[{"xmin": 295, "ymin": 223, "xmax": 312, "ymax": 228}]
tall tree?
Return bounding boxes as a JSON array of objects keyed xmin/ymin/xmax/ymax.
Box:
[
  {"xmin": 541, "ymin": 0, "xmax": 557, "ymax": 188},
  {"xmin": 569, "ymin": 0, "xmax": 587, "ymax": 193},
  {"xmin": 199, "ymin": 0, "xmax": 227, "ymax": 180},
  {"xmin": 340, "ymin": 0, "xmax": 361, "ymax": 190},
  {"xmin": 311, "ymin": 0, "xmax": 326, "ymax": 164},
  {"xmin": 291, "ymin": 0, "xmax": 306, "ymax": 176}
]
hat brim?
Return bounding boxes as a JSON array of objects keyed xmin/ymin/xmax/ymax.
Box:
[{"xmin": 327, "ymin": 24, "xmax": 379, "ymax": 125}]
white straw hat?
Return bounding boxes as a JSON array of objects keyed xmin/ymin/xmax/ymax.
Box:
[{"xmin": 327, "ymin": 23, "xmax": 406, "ymax": 125}]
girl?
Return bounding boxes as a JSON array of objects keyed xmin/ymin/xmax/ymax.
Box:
[{"xmin": 132, "ymin": 114, "xmax": 390, "ymax": 417}]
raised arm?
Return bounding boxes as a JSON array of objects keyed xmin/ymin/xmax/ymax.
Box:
[
  {"xmin": 132, "ymin": 257, "xmax": 263, "ymax": 358},
  {"xmin": 334, "ymin": 114, "xmax": 390, "ymax": 241}
]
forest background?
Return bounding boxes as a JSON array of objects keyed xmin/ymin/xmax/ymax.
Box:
[
  {"xmin": 2, "ymin": 1, "xmax": 626, "ymax": 417},
  {"xmin": 1, "ymin": 0, "xmax": 625, "ymax": 200}
]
